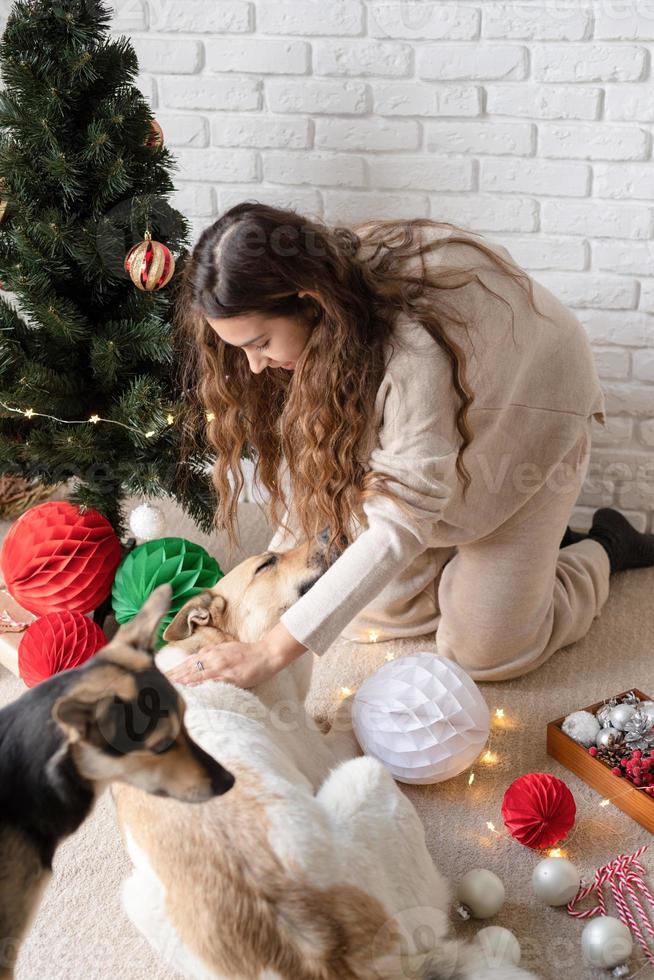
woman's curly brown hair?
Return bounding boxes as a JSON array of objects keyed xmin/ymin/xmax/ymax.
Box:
[{"xmin": 173, "ymin": 202, "xmax": 549, "ymax": 564}]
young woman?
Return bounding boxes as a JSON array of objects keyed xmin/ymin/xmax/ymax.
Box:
[{"xmin": 166, "ymin": 202, "xmax": 654, "ymax": 690}]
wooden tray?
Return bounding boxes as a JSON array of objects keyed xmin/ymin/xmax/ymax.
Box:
[{"xmin": 547, "ymin": 688, "xmax": 654, "ymax": 835}]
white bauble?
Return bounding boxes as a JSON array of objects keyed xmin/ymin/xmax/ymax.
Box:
[
  {"xmin": 608, "ymin": 704, "xmax": 636, "ymax": 731},
  {"xmin": 562, "ymin": 709, "xmax": 600, "ymax": 747},
  {"xmin": 129, "ymin": 502, "xmax": 166, "ymax": 541},
  {"xmin": 474, "ymin": 926, "xmax": 521, "ymax": 968},
  {"xmin": 639, "ymin": 700, "xmax": 654, "ymax": 725},
  {"xmin": 532, "ymin": 857, "xmax": 581, "ymax": 906},
  {"xmin": 581, "ymin": 916, "xmax": 632, "ymax": 970},
  {"xmin": 456, "ymin": 869, "xmax": 505, "ymax": 919},
  {"xmin": 351, "ymin": 652, "xmax": 490, "ymax": 784}
]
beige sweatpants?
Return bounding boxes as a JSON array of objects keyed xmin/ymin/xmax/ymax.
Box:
[
  {"xmin": 426, "ymin": 416, "xmax": 611, "ymax": 682},
  {"xmin": 278, "ymin": 415, "xmax": 611, "ymax": 682}
]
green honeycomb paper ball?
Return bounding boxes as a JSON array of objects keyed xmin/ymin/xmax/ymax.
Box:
[{"xmin": 112, "ymin": 537, "xmax": 223, "ymax": 650}]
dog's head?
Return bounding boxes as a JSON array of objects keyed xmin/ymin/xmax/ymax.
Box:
[
  {"xmin": 159, "ymin": 526, "xmax": 346, "ymax": 657},
  {"xmin": 50, "ymin": 583, "xmax": 235, "ymax": 803}
]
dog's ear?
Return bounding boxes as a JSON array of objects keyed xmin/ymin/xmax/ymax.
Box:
[
  {"xmin": 115, "ymin": 582, "xmax": 173, "ymax": 654},
  {"xmin": 52, "ymin": 690, "xmax": 99, "ymax": 743},
  {"xmin": 163, "ymin": 590, "xmax": 226, "ymax": 641}
]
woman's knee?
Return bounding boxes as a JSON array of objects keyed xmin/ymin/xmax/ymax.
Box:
[{"xmin": 436, "ymin": 617, "xmax": 541, "ymax": 676}]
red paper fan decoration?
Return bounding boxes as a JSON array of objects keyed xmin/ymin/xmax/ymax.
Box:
[
  {"xmin": 18, "ymin": 611, "xmax": 108, "ymax": 688},
  {"xmin": 501, "ymin": 772, "xmax": 576, "ymax": 849},
  {"xmin": 0, "ymin": 500, "xmax": 123, "ymax": 616}
]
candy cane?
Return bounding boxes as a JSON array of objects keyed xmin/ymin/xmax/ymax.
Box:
[{"xmin": 567, "ymin": 845, "xmax": 654, "ymax": 966}]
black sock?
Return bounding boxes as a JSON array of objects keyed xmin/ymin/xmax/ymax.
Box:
[
  {"xmin": 587, "ymin": 507, "xmax": 654, "ymax": 574},
  {"xmin": 560, "ymin": 526, "xmax": 588, "ymax": 549}
]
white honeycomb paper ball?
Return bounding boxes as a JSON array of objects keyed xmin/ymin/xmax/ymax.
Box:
[{"xmin": 352, "ymin": 651, "xmax": 491, "ymax": 784}]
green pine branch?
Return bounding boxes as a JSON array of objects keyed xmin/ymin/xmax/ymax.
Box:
[{"xmin": 0, "ymin": 0, "xmax": 218, "ymax": 540}]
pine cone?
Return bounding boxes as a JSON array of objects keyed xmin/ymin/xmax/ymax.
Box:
[
  {"xmin": 624, "ymin": 707, "xmax": 654, "ymax": 752},
  {"xmin": 597, "ymin": 745, "xmax": 628, "ymax": 769}
]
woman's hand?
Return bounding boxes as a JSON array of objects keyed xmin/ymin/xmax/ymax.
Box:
[{"xmin": 163, "ymin": 639, "xmax": 284, "ymax": 689}]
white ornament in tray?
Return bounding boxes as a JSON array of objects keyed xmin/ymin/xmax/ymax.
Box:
[{"xmin": 351, "ymin": 651, "xmax": 490, "ymax": 785}]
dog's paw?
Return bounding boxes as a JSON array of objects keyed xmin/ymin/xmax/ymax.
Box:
[{"xmin": 312, "ymin": 713, "xmax": 332, "ymax": 735}]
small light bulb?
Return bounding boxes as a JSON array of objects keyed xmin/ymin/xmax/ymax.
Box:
[
  {"xmin": 166, "ymin": 413, "xmax": 174, "ymax": 424},
  {"xmin": 486, "ymin": 821, "xmax": 497, "ymax": 833},
  {"xmin": 599, "ymin": 798, "xmax": 610, "ymax": 808},
  {"xmin": 468, "ymin": 772, "xmax": 475, "ymax": 786},
  {"xmin": 89, "ymin": 414, "xmax": 100, "ymax": 424},
  {"xmin": 339, "ymin": 686, "xmax": 352, "ymax": 698},
  {"xmin": 145, "ymin": 430, "xmax": 155, "ymax": 438},
  {"xmin": 548, "ymin": 848, "xmax": 564, "ymax": 858},
  {"xmin": 206, "ymin": 411, "xmax": 215, "ymax": 422},
  {"xmin": 24, "ymin": 408, "xmax": 34, "ymax": 418},
  {"xmin": 495, "ymin": 708, "xmax": 505, "ymax": 720},
  {"xmin": 385, "ymin": 652, "xmax": 394, "ymax": 661},
  {"xmin": 368, "ymin": 629, "xmax": 379, "ymax": 642}
]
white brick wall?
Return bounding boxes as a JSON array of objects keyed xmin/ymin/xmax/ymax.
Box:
[{"xmin": 0, "ymin": 0, "xmax": 652, "ymax": 527}]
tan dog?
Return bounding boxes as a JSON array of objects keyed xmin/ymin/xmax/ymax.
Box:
[{"xmin": 113, "ymin": 532, "xmax": 540, "ymax": 980}]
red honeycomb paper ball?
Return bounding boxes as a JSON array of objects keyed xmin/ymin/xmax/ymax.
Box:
[
  {"xmin": 501, "ymin": 772, "xmax": 576, "ymax": 849},
  {"xmin": 0, "ymin": 500, "xmax": 122, "ymax": 615},
  {"xmin": 18, "ymin": 611, "xmax": 108, "ymax": 688}
]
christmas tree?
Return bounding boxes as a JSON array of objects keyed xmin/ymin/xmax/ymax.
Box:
[{"xmin": 0, "ymin": 0, "xmax": 215, "ymax": 540}]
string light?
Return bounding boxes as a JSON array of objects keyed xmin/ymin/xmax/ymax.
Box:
[
  {"xmin": 597, "ymin": 782, "xmax": 650, "ymax": 809},
  {"xmin": 0, "ymin": 399, "xmax": 214, "ymax": 437},
  {"xmin": 466, "ymin": 706, "xmax": 506, "ymax": 787}
]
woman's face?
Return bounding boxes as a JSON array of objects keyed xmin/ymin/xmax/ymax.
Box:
[{"xmin": 206, "ymin": 290, "xmax": 317, "ymax": 374}]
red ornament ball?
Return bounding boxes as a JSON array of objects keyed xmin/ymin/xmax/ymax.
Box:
[
  {"xmin": 501, "ymin": 772, "xmax": 576, "ymax": 849},
  {"xmin": 18, "ymin": 611, "xmax": 108, "ymax": 688},
  {"xmin": 124, "ymin": 233, "xmax": 175, "ymax": 291},
  {"xmin": 0, "ymin": 500, "xmax": 123, "ymax": 615},
  {"xmin": 145, "ymin": 118, "xmax": 164, "ymax": 149}
]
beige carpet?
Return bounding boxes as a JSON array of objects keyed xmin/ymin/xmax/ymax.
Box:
[{"xmin": 3, "ymin": 494, "xmax": 654, "ymax": 980}]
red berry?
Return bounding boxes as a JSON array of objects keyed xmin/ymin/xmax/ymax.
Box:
[
  {"xmin": 612, "ymin": 766, "xmax": 622, "ymax": 776},
  {"xmin": 589, "ymin": 746, "xmax": 598, "ymax": 756}
]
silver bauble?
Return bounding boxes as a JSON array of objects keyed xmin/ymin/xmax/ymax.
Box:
[
  {"xmin": 596, "ymin": 727, "xmax": 624, "ymax": 750},
  {"xmin": 581, "ymin": 916, "xmax": 632, "ymax": 970},
  {"xmin": 639, "ymin": 700, "xmax": 654, "ymax": 725},
  {"xmin": 608, "ymin": 703, "xmax": 636, "ymax": 731},
  {"xmin": 532, "ymin": 857, "xmax": 581, "ymax": 906},
  {"xmin": 456, "ymin": 869, "xmax": 505, "ymax": 919}
]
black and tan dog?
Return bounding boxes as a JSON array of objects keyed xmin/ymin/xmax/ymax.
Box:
[{"xmin": 0, "ymin": 583, "xmax": 235, "ymax": 980}]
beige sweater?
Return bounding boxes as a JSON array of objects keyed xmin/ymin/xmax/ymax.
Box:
[{"xmin": 270, "ymin": 227, "xmax": 606, "ymax": 657}]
